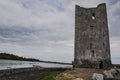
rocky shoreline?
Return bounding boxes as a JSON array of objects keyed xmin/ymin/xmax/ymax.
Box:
[
  {"xmin": 1, "ymin": 67, "xmax": 120, "ymax": 80},
  {"xmin": 0, "ymin": 67, "xmax": 68, "ymax": 80},
  {"xmin": 55, "ymin": 68, "xmax": 120, "ymax": 80}
]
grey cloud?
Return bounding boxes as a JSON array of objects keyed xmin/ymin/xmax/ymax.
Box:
[
  {"xmin": 109, "ymin": 0, "xmax": 119, "ymax": 5},
  {"xmin": 0, "ymin": 26, "xmax": 39, "ymax": 44},
  {"xmin": 107, "ymin": 1, "xmax": 120, "ymax": 37}
]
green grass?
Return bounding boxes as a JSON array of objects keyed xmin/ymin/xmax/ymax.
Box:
[{"xmin": 41, "ymin": 71, "xmax": 61, "ymax": 80}]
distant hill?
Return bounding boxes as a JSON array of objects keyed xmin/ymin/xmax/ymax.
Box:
[{"xmin": 0, "ymin": 53, "xmax": 40, "ymax": 62}]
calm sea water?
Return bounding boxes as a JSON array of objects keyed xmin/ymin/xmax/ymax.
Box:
[{"xmin": 0, "ymin": 60, "xmax": 72, "ymax": 70}]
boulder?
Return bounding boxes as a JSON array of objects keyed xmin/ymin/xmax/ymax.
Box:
[
  {"xmin": 92, "ymin": 73, "xmax": 104, "ymax": 80},
  {"xmin": 103, "ymin": 68, "xmax": 120, "ymax": 78},
  {"xmin": 103, "ymin": 70, "xmax": 113, "ymax": 78},
  {"xmin": 117, "ymin": 69, "xmax": 120, "ymax": 72},
  {"xmin": 110, "ymin": 68, "xmax": 119, "ymax": 76}
]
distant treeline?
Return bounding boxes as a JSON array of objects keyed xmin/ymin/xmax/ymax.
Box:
[
  {"xmin": 0, "ymin": 53, "xmax": 72, "ymax": 65},
  {"xmin": 0, "ymin": 53, "xmax": 40, "ymax": 62},
  {"xmin": 113, "ymin": 64, "xmax": 120, "ymax": 68},
  {"xmin": 39, "ymin": 60, "xmax": 72, "ymax": 65}
]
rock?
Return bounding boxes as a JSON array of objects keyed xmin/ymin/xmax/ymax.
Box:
[
  {"xmin": 103, "ymin": 70, "xmax": 113, "ymax": 78},
  {"xmin": 103, "ymin": 68, "xmax": 120, "ymax": 78},
  {"xmin": 92, "ymin": 73, "xmax": 104, "ymax": 80},
  {"xmin": 110, "ymin": 68, "xmax": 119, "ymax": 75},
  {"xmin": 73, "ymin": 78, "xmax": 83, "ymax": 80},
  {"xmin": 117, "ymin": 69, "xmax": 120, "ymax": 72}
]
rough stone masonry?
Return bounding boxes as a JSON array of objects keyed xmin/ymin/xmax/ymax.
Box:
[{"xmin": 74, "ymin": 3, "xmax": 112, "ymax": 69}]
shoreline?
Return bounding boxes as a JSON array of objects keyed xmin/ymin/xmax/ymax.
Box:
[
  {"xmin": 0, "ymin": 67, "xmax": 69, "ymax": 80},
  {"xmin": 0, "ymin": 59, "xmax": 72, "ymax": 65}
]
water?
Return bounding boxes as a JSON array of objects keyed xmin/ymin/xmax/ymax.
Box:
[{"xmin": 0, "ymin": 60, "xmax": 72, "ymax": 70}]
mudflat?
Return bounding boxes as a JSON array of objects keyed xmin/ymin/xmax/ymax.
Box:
[{"xmin": 0, "ymin": 67, "xmax": 67, "ymax": 80}]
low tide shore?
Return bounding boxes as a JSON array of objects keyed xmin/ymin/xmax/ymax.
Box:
[{"xmin": 0, "ymin": 67, "xmax": 69, "ymax": 80}]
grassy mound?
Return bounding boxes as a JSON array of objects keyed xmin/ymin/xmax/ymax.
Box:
[{"xmin": 55, "ymin": 68, "xmax": 104, "ymax": 80}]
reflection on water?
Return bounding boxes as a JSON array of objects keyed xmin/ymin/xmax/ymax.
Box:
[{"xmin": 0, "ymin": 60, "xmax": 72, "ymax": 70}]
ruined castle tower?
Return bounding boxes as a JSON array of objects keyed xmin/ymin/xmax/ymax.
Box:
[{"xmin": 74, "ymin": 3, "xmax": 112, "ymax": 69}]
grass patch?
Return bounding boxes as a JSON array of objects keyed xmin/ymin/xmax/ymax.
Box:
[{"xmin": 41, "ymin": 71, "xmax": 61, "ymax": 80}]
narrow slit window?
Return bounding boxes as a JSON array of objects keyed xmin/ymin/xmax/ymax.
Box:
[
  {"xmin": 90, "ymin": 26, "xmax": 94, "ymax": 27},
  {"xmin": 91, "ymin": 50, "xmax": 95, "ymax": 57},
  {"xmin": 92, "ymin": 13, "xmax": 95, "ymax": 20},
  {"xmin": 103, "ymin": 22, "xmax": 105, "ymax": 24},
  {"xmin": 103, "ymin": 43, "xmax": 105, "ymax": 46},
  {"xmin": 90, "ymin": 43, "xmax": 92, "ymax": 49}
]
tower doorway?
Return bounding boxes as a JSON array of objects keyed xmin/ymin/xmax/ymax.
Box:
[{"xmin": 99, "ymin": 61, "xmax": 103, "ymax": 69}]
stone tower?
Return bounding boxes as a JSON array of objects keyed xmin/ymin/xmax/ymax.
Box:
[{"xmin": 74, "ymin": 3, "xmax": 112, "ymax": 69}]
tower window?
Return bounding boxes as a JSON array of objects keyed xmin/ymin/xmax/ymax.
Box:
[
  {"xmin": 103, "ymin": 43, "xmax": 105, "ymax": 46},
  {"xmin": 92, "ymin": 13, "xmax": 95, "ymax": 20},
  {"xmin": 90, "ymin": 43, "xmax": 92, "ymax": 49},
  {"xmin": 92, "ymin": 50, "xmax": 94, "ymax": 56},
  {"xmin": 90, "ymin": 26, "xmax": 94, "ymax": 27},
  {"xmin": 103, "ymin": 22, "xmax": 105, "ymax": 24},
  {"xmin": 91, "ymin": 50, "xmax": 95, "ymax": 57}
]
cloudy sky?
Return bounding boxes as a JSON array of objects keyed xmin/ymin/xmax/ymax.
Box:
[{"xmin": 0, "ymin": 0, "xmax": 119, "ymax": 63}]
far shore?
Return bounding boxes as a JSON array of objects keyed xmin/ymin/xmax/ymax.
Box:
[
  {"xmin": 0, "ymin": 53, "xmax": 72, "ymax": 65},
  {"xmin": 0, "ymin": 59, "xmax": 72, "ymax": 65}
]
